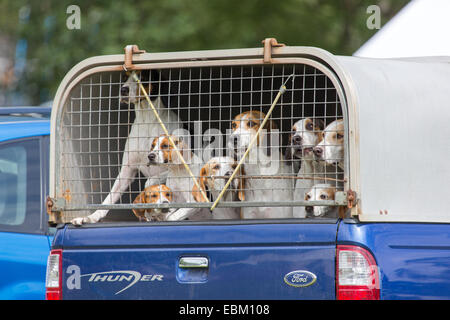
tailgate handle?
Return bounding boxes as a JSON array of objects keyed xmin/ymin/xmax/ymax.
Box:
[{"xmin": 179, "ymin": 257, "xmax": 209, "ymax": 268}]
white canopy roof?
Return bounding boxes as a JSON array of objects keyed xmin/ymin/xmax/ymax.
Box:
[{"xmin": 354, "ymin": 0, "xmax": 450, "ymax": 58}]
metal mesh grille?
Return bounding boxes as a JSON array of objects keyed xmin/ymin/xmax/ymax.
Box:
[{"xmin": 58, "ymin": 63, "xmax": 345, "ymax": 221}]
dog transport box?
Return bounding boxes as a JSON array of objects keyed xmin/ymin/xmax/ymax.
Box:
[{"xmin": 47, "ymin": 39, "xmax": 450, "ymax": 225}]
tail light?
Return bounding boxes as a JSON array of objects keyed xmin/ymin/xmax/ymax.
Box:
[
  {"xmin": 336, "ymin": 245, "xmax": 380, "ymax": 300},
  {"xmin": 45, "ymin": 249, "xmax": 63, "ymax": 300}
]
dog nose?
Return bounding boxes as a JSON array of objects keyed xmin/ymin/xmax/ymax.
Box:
[
  {"xmin": 305, "ymin": 206, "xmax": 313, "ymax": 213},
  {"xmin": 120, "ymin": 86, "xmax": 129, "ymax": 97},
  {"xmin": 162, "ymin": 200, "xmax": 169, "ymax": 204},
  {"xmin": 292, "ymin": 135, "xmax": 302, "ymax": 145},
  {"xmin": 313, "ymin": 146, "xmax": 323, "ymax": 158},
  {"xmin": 148, "ymin": 153, "xmax": 156, "ymax": 162},
  {"xmin": 225, "ymin": 171, "xmax": 233, "ymax": 177},
  {"xmin": 232, "ymin": 136, "xmax": 239, "ymax": 146}
]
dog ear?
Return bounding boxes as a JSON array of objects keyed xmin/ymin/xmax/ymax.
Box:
[
  {"xmin": 192, "ymin": 167, "xmax": 209, "ymax": 202},
  {"xmin": 314, "ymin": 119, "xmax": 325, "ymax": 130},
  {"xmin": 284, "ymin": 133, "xmax": 294, "ymax": 161},
  {"xmin": 132, "ymin": 188, "xmax": 149, "ymax": 220},
  {"xmin": 237, "ymin": 166, "xmax": 246, "ymax": 201}
]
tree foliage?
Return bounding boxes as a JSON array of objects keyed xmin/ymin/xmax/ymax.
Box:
[{"xmin": 0, "ymin": 0, "xmax": 409, "ymax": 104}]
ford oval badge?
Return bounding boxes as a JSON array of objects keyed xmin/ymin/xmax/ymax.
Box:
[{"xmin": 284, "ymin": 270, "xmax": 317, "ymax": 288}]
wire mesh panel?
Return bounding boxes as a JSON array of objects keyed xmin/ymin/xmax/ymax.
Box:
[{"xmin": 57, "ymin": 62, "xmax": 346, "ymax": 222}]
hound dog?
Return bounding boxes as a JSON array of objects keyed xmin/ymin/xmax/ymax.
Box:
[
  {"xmin": 286, "ymin": 118, "xmax": 326, "ymax": 218},
  {"xmin": 71, "ymin": 70, "xmax": 182, "ymax": 225},
  {"xmin": 313, "ymin": 119, "xmax": 345, "ymax": 170},
  {"xmin": 147, "ymin": 134, "xmax": 210, "ymax": 221},
  {"xmin": 228, "ymin": 110, "xmax": 293, "ymax": 219},
  {"xmin": 304, "ymin": 184, "xmax": 338, "ymax": 218},
  {"xmin": 132, "ymin": 184, "xmax": 174, "ymax": 222},
  {"xmin": 192, "ymin": 156, "xmax": 245, "ymax": 220}
]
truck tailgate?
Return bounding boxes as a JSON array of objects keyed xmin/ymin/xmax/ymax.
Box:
[{"xmin": 56, "ymin": 221, "xmax": 338, "ymax": 300}]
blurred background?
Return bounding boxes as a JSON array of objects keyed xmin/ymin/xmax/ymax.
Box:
[{"xmin": 0, "ymin": 0, "xmax": 409, "ymax": 106}]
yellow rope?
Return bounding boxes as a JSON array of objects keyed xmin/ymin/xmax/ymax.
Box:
[{"xmin": 132, "ymin": 73, "xmax": 209, "ymax": 203}]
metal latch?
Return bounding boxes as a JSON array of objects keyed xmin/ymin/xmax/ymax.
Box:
[
  {"xmin": 262, "ymin": 38, "xmax": 285, "ymax": 63},
  {"xmin": 46, "ymin": 196, "xmax": 64, "ymax": 225},
  {"xmin": 123, "ymin": 44, "xmax": 146, "ymax": 71}
]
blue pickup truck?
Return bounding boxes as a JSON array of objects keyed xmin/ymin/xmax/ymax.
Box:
[
  {"xmin": 45, "ymin": 44, "xmax": 450, "ymax": 300},
  {"xmin": 0, "ymin": 107, "xmax": 51, "ymax": 300}
]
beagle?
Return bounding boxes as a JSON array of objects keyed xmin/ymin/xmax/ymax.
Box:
[
  {"xmin": 147, "ymin": 134, "xmax": 210, "ymax": 221},
  {"xmin": 228, "ymin": 110, "xmax": 293, "ymax": 219},
  {"xmin": 304, "ymin": 184, "xmax": 338, "ymax": 218},
  {"xmin": 71, "ymin": 70, "xmax": 182, "ymax": 225},
  {"xmin": 192, "ymin": 156, "xmax": 244, "ymax": 220},
  {"xmin": 132, "ymin": 184, "xmax": 174, "ymax": 222},
  {"xmin": 313, "ymin": 119, "xmax": 344, "ymax": 170},
  {"xmin": 287, "ymin": 118, "xmax": 325, "ymax": 163},
  {"xmin": 288, "ymin": 118, "xmax": 327, "ymax": 218}
]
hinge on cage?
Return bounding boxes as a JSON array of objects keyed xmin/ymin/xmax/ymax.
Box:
[
  {"xmin": 123, "ymin": 44, "xmax": 146, "ymax": 71},
  {"xmin": 261, "ymin": 38, "xmax": 285, "ymax": 63}
]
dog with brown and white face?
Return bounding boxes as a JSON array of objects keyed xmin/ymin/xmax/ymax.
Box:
[
  {"xmin": 313, "ymin": 119, "xmax": 344, "ymax": 170},
  {"xmin": 147, "ymin": 134, "xmax": 210, "ymax": 221},
  {"xmin": 288, "ymin": 118, "xmax": 325, "ymax": 162},
  {"xmin": 192, "ymin": 156, "xmax": 245, "ymax": 220},
  {"xmin": 228, "ymin": 110, "xmax": 279, "ymax": 158},
  {"xmin": 148, "ymin": 134, "xmax": 201, "ymax": 201},
  {"xmin": 228, "ymin": 110, "xmax": 293, "ymax": 219},
  {"xmin": 132, "ymin": 184, "xmax": 174, "ymax": 222},
  {"xmin": 304, "ymin": 184, "xmax": 338, "ymax": 218}
]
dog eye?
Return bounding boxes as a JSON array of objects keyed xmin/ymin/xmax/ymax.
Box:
[
  {"xmin": 231, "ymin": 164, "xmax": 237, "ymax": 169},
  {"xmin": 213, "ymin": 164, "xmax": 220, "ymax": 170},
  {"xmin": 305, "ymin": 194, "xmax": 311, "ymax": 200},
  {"xmin": 151, "ymin": 194, "xmax": 158, "ymax": 198},
  {"xmin": 248, "ymin": 121, "xmax": 257, "ymax": 128},
  {"xmin": 320, "ymin": 194, "xmax": 327, "ymax": 200},
  {"xmin": 231, "ymin": 122, "xmax": 237, "ymax": 129},
  {"xmin": 306, "ymin": 122, "xmax": 313, "ymax": 131},
  {"xmin": 161, "ymin": 144, "xmax": 169, "ymax": 149},
  {"xmin": 165, "ymin": 193, "xmax": 171, "ymax": 197},
  {"xmin": 337, "ymin": 133, "xmax": 344, "ymax": 139}
]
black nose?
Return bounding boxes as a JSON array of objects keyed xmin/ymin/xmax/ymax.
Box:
[
  {"xmin": 225, "ymin": 171, "xmax": 233, "ymax": 177},
  {"xmin": 305, "ymin": 206, "xmax": 313, "ymax": 213},
  {"xmin": 148, "ymin": 153, "xmax": 156, "ymax": 162},
  {"xmin": 162, "ymin": 200, "xmax": 169, "ymax": 204},
  {"xmin": 121, "ymin": 86, "xmax": 129, "ymax": 96},
  {"xmin": 232, "ymin": 136, "xmax": 239, "ymax": 146},
  {"xmin": 292, "ymin": 135, "xmax": 302, "ymax": 145},
  {"xmin": 313, "ymin": 147, "xmax": 323, "ymax": 157}
]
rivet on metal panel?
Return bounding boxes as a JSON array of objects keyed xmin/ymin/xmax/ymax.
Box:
[
  {"xmin": 123, "ymin": 44, "xmax": 146, "ymax": 71},
  {"xmin": 261, "ymin": 38, "xmax": 285, "ymax": 63}
]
